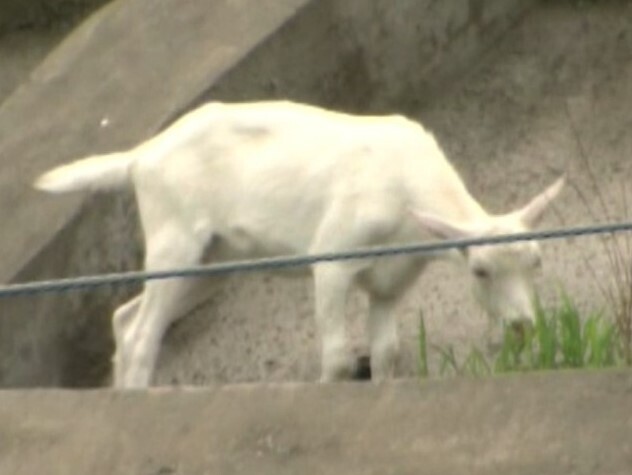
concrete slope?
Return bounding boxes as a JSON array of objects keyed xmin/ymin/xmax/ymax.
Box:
[
  {"xmin": 0, "ymin": 0, "xmax": 109, "ymax": 104},
  {"xmin": 0, "ymin": 0, "xmax": 107, "ymax": 34},
  {"xmin": 1, "ymin": 371, "xmax": 632, "ymax": 475},
  {"xmin": 0, "ymin": 0, "xmax": 308, "ymax": 284}
]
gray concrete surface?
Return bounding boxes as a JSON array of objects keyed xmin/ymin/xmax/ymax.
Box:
[
  {"xmin": 0, "ymin": 0, "xmax": 536, "ymax": 387},
  {"xmin": 0, "ymin": 0, "xmax": 107, "ymax": 33},
  {"xmin": 1, "ymin": 371, "xmax": 632, "ymax": 475},
  {"xmin": 0, "ymin": 0, "xmax": 109, "ymax": 104}
]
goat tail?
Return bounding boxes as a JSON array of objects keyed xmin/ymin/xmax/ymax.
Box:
[{"xmin": 33, "ymin": 151, "xmax": 135, "ymax": 194}]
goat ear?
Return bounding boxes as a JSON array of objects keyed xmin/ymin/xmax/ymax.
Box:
[
  {"xmin": 517, "ymin": 175, "xmax": 565, "ymax": 228},
  {"xmin": 410, "ymin": 210, "xmax": 477, "ymax": 240}
]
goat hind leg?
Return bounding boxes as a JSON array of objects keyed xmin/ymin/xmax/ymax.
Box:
[
  {"xmin": 112, "ymin": 294, "xmax": 141, "ymax": 386},
  {"xmin": 118, "ymin": 232, "xmax": 207, "ymax": 389},
  {"xmin": 112, "ymin": 274, "xmax": 217, "ymax": 387}
]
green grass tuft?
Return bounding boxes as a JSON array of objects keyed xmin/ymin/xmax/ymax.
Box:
[{"xmin": 420, "ymin": 292, "xmax": 627, "ymax": 378}]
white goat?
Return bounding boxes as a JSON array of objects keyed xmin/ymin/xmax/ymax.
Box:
[{"xmin": 34, "ymin": 100, "xmax": 564, "ymax": 388}]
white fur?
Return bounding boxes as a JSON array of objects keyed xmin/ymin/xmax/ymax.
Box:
[{"xmin": 34, "ymin": 100, "xmax": 564, "ymax": 388}]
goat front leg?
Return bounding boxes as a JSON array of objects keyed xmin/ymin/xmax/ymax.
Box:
[
  {"xmin": 367, "ymin": 295, "xmax": 400, "ymax": 381},
  {"xmin": 313, "ymin": 263, "xmax": 355, "ymax": 381}
]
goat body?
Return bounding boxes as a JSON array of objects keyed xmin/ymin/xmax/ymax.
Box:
[{"xmin": 35, "ymin": 101, "xmax": 563, "ymax": 388}]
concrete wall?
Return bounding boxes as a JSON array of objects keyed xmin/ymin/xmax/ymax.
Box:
[
  {"xmin": 2, "ymin": 370, "xmax": 632, "ymax": 474},
  {"xmin": 0, "ymin": 0, "xmax": 536, "ymax": 387}
]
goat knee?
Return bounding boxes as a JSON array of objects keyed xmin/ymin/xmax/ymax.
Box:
[{"xmin": 112, "ymin": 296, "xmax": 140, "ymax": 342}]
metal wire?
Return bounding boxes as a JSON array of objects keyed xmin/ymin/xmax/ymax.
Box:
[{"xmin": 1, "ymin": 220, "xmax": 632, "ymax": 299}]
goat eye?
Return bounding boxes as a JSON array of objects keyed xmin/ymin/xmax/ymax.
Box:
[{"xmin": 473, "ymin": 267, "xmax": 490, "ymax": 279}]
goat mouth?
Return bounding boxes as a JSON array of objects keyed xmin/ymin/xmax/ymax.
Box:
[{"xmin": 506, "ymin": 319, "xmax": 534, "ymax": 345}]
